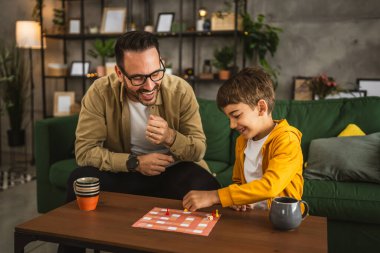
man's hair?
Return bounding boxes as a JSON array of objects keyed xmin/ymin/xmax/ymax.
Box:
[
  {"xmin": 115, "ymin": 31, "xmax": 160, "ymax": 68},
  {"xmin": 216, "ymin": 67, "xmax": 275, "ymax": 113}
]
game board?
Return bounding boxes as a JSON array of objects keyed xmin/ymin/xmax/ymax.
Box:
[{"xmin": 132, "ymin": 207, "xmax": 220, "ymax": 236}]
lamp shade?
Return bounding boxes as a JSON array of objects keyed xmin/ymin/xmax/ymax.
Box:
[{"xmin": 16, "ymin": 21, "xmax": 42, "ymax": 49}]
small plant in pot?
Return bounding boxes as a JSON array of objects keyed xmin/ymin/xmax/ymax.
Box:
[
  {"xmin": 87, "ymin": 39, "xmax": 116, "ymax": 77},
  {"xmin": 243, "ymin": 13, "xmax": 282, "ymax": 89},
  {"xmin": 213, "ymin": 46, "xmax": 234, "ymax": 80},
  {"xmin": 0, "ymin": 43, "xmax": 28, "ymax": 147},
  {"xmin": 52, "ymin": 8, "xmax": 65, "ymax": 34}
]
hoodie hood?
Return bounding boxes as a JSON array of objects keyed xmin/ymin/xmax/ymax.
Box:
[{"xmin": 265, "ymin": 119, "xmax": 302, "ymax": 144}]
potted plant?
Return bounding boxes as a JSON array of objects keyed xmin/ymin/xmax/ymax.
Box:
[
  {"xmin": 213, "ymin": 46, "xmax": 234, "ymax": 80},
  {"xmin": 165, "ymin": 62, "xmax": 173, "ymax": 75},
  {"xmin": 0, "ymin": 43, "xmax": 28, "ymax": 147},
  {"xmin": 87, "ymin": 39, "xmax": 116, "ymax": 77},
  {"xmin": 52, "ymin": 8, "xmax": 65, "ymax": 34},
  {"xmin": 243, "ymin": 13, "xmax": 282, "ymax": 89},
  {"xmin": 307, "ymin": 74, "xmax": 338, "ymax": 99}
]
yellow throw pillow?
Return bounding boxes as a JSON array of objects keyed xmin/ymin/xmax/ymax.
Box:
[{"xmin": 338, "ymin": 124, "xmax": 365, "ymax": 137}]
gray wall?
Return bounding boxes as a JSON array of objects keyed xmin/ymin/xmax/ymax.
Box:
[
  {"xmin": 253, "ymin": 0, "xmax": 380, "ymax": 99},
  {"xmin": 1, "ymin": 0, "xmax": 380, "ymax": 154}
]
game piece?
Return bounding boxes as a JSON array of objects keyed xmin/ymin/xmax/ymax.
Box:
[
  {"xmin": 184, "ymin": 208, "xmax": 188, "ymax": 212},
  {"xmin": 166, "ymin": 208, "xmax": 170, "ymax": 216},
  {"xmin": 207, "ymin": 215, "xmax": 214, "ymax": 221},
  {"xmin": 133, "ymin": 207, "xmax": 220, "ymax": 236},
  {"xmin": 212, "ymin": 210, "xmax": 215, "ymax": 218},
  {"xmin": 216, "ymin": 209, "xmax": 219, "ymax": 218}
]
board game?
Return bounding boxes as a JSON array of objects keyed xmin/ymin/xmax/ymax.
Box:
[{"xmin": 132, "ymin": 207, "xmax": 220, "ymax": 236}]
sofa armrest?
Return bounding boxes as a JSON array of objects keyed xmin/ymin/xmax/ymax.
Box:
[{"xmin": 35, "ymin": 115, "xmax": 78, "ymax": 212}]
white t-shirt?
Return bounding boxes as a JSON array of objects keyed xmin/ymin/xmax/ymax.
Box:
[
  {"xmin": 128, "ymin": 100, "xmax": 168, "ymax": 155},
  {"xmin": 243, "ymin": 133, "xmax": 270, "ymax": 210}
]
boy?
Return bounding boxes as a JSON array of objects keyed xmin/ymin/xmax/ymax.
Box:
[{"xmin": 183, "ymin": 67, "xmax": 304, "ymax": 211}]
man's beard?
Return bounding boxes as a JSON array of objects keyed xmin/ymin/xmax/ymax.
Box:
[{"xmin": 124, "ymin": 79, "xmax": 160, "ymax": 106}]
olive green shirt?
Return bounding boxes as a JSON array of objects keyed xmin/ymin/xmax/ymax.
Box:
[{"xmin": 75, "ymin": 73, "xmax": 209, "ymax": 172}]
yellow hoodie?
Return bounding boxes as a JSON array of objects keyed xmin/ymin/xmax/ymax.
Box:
[{"xmin": 218, "ymin": 119, "xmax": 304, "ymax": 208}]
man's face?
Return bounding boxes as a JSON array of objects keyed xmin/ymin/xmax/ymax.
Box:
[{"xmin": 115, "ymin": 47, "xmax": 163, "ymax": 106}]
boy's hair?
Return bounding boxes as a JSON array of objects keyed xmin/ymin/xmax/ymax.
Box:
[
  {"xmin": 216, "ymin": 67, "xmax": 275, "ymax": 113},
  {"xmin": 115, "ymin": 31, "xmax": 160, "ymax": 68}
]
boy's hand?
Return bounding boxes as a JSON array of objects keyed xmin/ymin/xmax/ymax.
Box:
[
  {"xmin": 230, "ymin": 204, "xmax": 254, "ymax": 212},
  {"xmin": 183, "ymin": 190, "xmax": 220, "ymax": 211}
]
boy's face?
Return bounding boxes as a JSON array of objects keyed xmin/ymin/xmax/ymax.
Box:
[{"xmin": 223, "ymin": 101, "xmax": 269, "ymax": 141}]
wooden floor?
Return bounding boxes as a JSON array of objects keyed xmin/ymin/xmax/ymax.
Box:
[
  {"xmin": 0, "ymin": 180, "xmax": 59, "ymax": 252},
  {"xmin": 0, "ymin": 176, "xmax": 100, "ymax": 252}
]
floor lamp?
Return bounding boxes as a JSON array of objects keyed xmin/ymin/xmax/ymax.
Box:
[{"xmin": 16, "ymin": 21, "xmax": 42, "ymax": 165}]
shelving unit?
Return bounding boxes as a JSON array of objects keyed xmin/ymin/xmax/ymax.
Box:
[{"xmin": 39, "ymin": 0, "xmax": 247, "ymax": 118}]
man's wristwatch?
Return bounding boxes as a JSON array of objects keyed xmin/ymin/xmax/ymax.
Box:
[{"xmin": 127, "ymin": 155, "xmax": 139, "ymax": 172}]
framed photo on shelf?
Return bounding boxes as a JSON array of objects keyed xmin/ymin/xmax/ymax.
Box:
[
  {"xmin": 316, "ymin": 90, "xmax": 367, "ymax": 100},
  {"xmin": 100, "ymin": 7, "xmax": 127, "ymax": 33},
  {"xmin": 156, "ymin": 12, "xmax": 175, "ymax": 32},
  {"xmin": 293, "ymin": 76, "xmax": 313, "ymax": 100},
  {"xmin": 357, "ymin": 79, "xmax": 380, "ymax": 97},
  {"xmin": 53, "ymin": 92, "xmax": 75, "ymax": 117},
  {"xmin": 68, "ymin": 19, "xmax": 81, "ymax": 34},
  {"xmin": 70, "ymin": 61, "xmax": 90, "ymax": 76}
]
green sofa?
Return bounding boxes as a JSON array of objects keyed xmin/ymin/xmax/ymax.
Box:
[{"xmin": 35, "ymin": 97, "xmax": 380, "ymax": 253}]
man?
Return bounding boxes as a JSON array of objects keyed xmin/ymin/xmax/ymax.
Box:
[{"xmin": 67, "ymin": 31, "xmax": 220, "ymax": 202}]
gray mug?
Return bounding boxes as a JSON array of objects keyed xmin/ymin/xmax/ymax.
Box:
[{"xmin": 269, "ymin": 196, "xmax": 309, "ymax": 230}]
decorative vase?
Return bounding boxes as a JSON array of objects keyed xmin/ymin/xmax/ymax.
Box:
[
  {"xmin": 219, "ymin": 70, "xmax": 230, "ymax": 80},
  {"xmin": 96, "ymin": 66, "xmax": 106, "ymax": 77},
  {"xmin": 7, "ymin": 129, "xmax": 25, "ymax": 147}
]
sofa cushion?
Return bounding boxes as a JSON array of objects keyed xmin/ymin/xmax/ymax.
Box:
[
  {"xmin": 49, "ymin": 159, "xmax": 78, "ymax": 189},
  {"xmin": 303, "ymin": 179, "xmax": 380, "ymax": 224},
  {"xmin": 338, "ymin": 123, "xmax": 365, "ymax": 137},
  {"xmin": 272, "ymin": 98, "xmax": 380, "ymax": 160},
  {"xmin": 304, "ymin": 133, "xmax": 380, "ymax": 184},
  {"xmin": 198, "ymin": 98, "xmax": 231, "ymax": 164},
  {"xmin": 205, "ymin": 160, "xmax": 232, "ymax": 187},
  {"xmin": 216, "ymin": 166, "xmax": 233, "ymax": 187}
]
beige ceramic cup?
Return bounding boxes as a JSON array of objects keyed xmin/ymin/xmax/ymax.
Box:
[{"xmin": 73, "ymin": 177, "xmax": 100, "ymax": 211}]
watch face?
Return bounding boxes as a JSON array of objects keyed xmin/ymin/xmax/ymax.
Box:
[{"xmin": 127, "ymin": 155, "xmax": 139, "ymax": 171}]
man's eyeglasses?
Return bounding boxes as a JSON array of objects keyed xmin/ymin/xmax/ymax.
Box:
[{"xmin": 118, "ymin": 59, "xmax": 166, "ymax": 86}]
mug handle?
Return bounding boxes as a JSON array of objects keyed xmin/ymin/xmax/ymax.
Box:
[{"xmin": 300, "ymin": 200, "xmax": 309, "ymax": 220}]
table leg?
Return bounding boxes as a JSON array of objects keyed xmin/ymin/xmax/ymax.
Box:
[{"xmin": 14, "ymin": 231, "xmax": 36, "ymax": 253}]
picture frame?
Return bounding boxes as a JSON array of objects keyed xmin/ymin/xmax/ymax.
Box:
[
  {"xmin": 357, "ymin": 79, "xmax": 380, "ymax": 97},
  {"xmin": 156, "ymin": 12, "xmax": 175, "ymax": 32},
  {"xmin": 316, "ymin": 90, "xmax": 367, "ymax": 100},
  {"xmin": 100, "ymin": 7, "xmax": 127, "ymax": 34},
  {"xmin": 68, "ymin": 19, "xmax": 81, "ymax": 34},
  {"xmin": 293, "ymin": 76, "xmax": 313, "ymax": 100},
  {"xmin": 53, "ymin": 92, "xmax": 75, "ymax": 117},
  {"xmin": 70, "ymin": 61, "xmax": 90, "ymax": 76}
]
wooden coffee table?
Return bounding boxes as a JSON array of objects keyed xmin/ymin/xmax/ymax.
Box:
[{"xmin": 15, "ymin": 192, "xmax": 327, "ymax": 253}]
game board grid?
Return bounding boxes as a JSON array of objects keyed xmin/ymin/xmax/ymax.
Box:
[{"xmin": 132, "ymin": 207, "xmax": 220, "ymax": 236}]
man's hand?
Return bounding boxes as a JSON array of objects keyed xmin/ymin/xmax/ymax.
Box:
[
  {"xmin": 182, "ymin": 190, "xmax": 220, "ymax": 212},
  {"xmin": 230, "ymin": 204, "xmax": 254, "ymax": 212},
  {"xmin": 146, "ymin": 115, "xmax": 176, "ymax": 147},
  {"xmin": 137, "ymin": 153, "xmax": 174, "ymax": 176}
]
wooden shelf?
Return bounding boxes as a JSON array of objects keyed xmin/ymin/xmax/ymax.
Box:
[
  {"xmin": 45, "ymin": 75, "xmax": 96, "ymax": 80},
  {"xmin": 44, "ymin": 31, "xmax": 245, "ymax": 40},
  {"xmin": 39, "ymin": 0, "xmax": 247, "ymax": 118}
]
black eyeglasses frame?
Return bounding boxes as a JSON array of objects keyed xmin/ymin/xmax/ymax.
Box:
[{"xmin": 117, "ymin": 59, "xmax": 166, "ymax": 86}]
